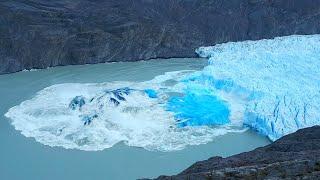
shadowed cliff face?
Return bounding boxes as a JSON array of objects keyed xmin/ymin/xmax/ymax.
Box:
[
  {"xmin": 153, "ymin": 126, "xmax": 320, "ymax": 180},
  {"xmin": 1, "ymin": 0, "xmax": 320, "ymax": 74}
]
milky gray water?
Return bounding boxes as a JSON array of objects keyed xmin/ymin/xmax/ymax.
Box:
[{"xmin": 0, "ymin": 58, "xmax": 270, "ymax": 180}]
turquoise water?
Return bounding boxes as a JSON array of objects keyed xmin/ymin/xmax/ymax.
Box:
[{"xmin": 0, "ymin": 58, "xmax": 270, "ymax": 180}]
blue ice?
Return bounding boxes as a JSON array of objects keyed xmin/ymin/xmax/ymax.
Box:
[
  {"xmin": 144, "ymin": 89, "xmax": 158, "ymax": 98},
  {"xmin": 167, "ymin": 86, "xmax": 230, "ymax": 127},
  {"xmin": 195, "ymin": 34, "xmax": 320, "ymax": 141}
]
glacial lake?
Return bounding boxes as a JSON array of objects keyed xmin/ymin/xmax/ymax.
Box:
[{"xmin": 0, "ymin": 58, "xmax": 270, "ymax": 180}]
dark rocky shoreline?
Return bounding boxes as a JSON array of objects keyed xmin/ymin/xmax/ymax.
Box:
[
  {"xmin": 152, "ymin": 126, "xmax": 320, "ymax": 180},
  {"xmin": 1, "ymin": 0, "xmax": 320, "ymax": 74}
]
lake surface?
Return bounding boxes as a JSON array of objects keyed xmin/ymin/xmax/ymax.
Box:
[{"xmin": 0, "ymin": 58, "xmax": 270, "ymax": 180}]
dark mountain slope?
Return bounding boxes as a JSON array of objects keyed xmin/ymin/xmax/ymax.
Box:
[{"xmin": 1, "ymin": 0, "xmax": 320, "ymax": 74}]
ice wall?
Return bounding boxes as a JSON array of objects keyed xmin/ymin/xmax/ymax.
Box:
[{"xmin": 196, "ymin": 35, "xmax": 320, "ymax": 140}]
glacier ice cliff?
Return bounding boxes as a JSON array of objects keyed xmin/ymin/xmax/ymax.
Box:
[{"xmin": 195, "ymin": 35, "xmax": 320, "ymax": 141}]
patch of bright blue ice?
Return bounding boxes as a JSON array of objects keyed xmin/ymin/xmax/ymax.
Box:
[
  {"xmin": 167, "ymin": 85, "xmax": 230, "ymax": 127},
  {"xmin": 144, "ymin": 89, "xmax": 158, "ymax": 98}
]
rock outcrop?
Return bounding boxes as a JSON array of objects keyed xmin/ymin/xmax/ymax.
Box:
[
  {"xmin": 154, "ymin": 126, "xmax": 320, "ymax": 180},
  {"xmin": 1, "ymin": 0, "xmax": 320, "ymax": 74}
]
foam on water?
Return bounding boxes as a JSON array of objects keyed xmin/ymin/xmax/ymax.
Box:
[{"xmin": 5, "ymin": 71, "xmax": 244, "ymax": 151}]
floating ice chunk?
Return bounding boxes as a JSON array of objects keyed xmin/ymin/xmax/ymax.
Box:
[
  {"xmin": 82, "ymin": 114, "xmax": 98, "ymax": 125},
  {"xmin": 69, "ymin": 96, "xmax": 86, "ymax": 110},
  {"xmin": 144, "ymin": 89, "xmax": 158, "ymax": 98},
  {"xmin": 22, "ymin": 68, "xmax": 38, "ymax": 72},
  {"xmin": 108, "ymin": 87, "xmax": 133, "ymax": 101},
  {"xmin": 109, "ymin": 97, "xmax": 120, "ymax": 106},
  {"xmin": 196, "ymin": 34, "xmax": 320, "ymax": 140}
]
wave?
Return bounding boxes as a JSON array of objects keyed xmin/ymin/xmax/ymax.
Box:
[{"xmin": 5, "ymin": 71, "xmax": 244, "ymax": 151}]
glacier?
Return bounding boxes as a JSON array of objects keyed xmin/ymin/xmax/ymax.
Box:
[
  {"xmin": 195, "ymin": 34, "xmax": 320, "ymax": 141},
  {"xmin": 5, "ymin": 34, "xmax": 320, "ymax": 151}
]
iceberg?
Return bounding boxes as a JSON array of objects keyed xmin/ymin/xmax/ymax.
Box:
[{"xmin": 195, "ymin": 35, "xmax": 320, "ymax": 141}]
